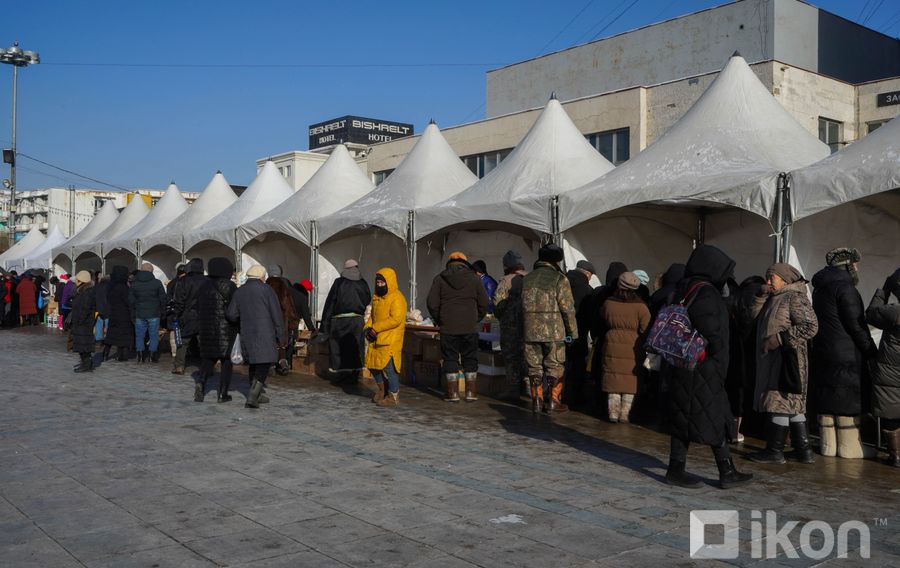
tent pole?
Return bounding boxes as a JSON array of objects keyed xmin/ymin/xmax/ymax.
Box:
[
  {"xmin": 100, "ymin": 243, "xmax": 106, "ymax": 274},
  {"xmin": 550, "ymin": 195, "xmax": 561, "ymax": 245},
  {"xmin": 696, "ymin": 208, "xmax": 708, "ymax": 245},
  {"xmin": 408, "ymin": 210, "xmax": 417, "ymax": 309},
  {"xmin": 781, "ymin": 173, "xmax": 794, "ymax": 264},
  {"xmin": 774, "ymin": 173, "xmax": 785, "ymax": 263},
  {"xmin": 234, "ymin": 229, "xmax": 242, "ymax": 275},
  {"xmin": 310, "ymin": 220, "xmax": 319, "ymax": 319},
  {"xmin": 180, "ymin": 235, "xmax": 186, "ymax": 264},
  {"xmin": 136, "ymin": 240, "xmax": 142, "ymax": 266}
]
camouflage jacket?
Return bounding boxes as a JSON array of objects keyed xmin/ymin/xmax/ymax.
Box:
[
  {"xmin": 522, "ymin": 262, "xmax": 578, "ymax": 342},
  {"xmin": 494, "ymin": 270, "xmax": 526, "ymax": 347}
]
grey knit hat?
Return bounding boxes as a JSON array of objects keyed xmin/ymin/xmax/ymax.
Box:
[{"xmin": 502, "ymin": 250, "xmax": 523, "ymax": 270}]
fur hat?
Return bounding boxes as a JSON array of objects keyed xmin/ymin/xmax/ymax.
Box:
[
  {"xmin": 208, "ymin": 257, "xmax": 234, "ymax": 278},
  {"xmin": 448, "ymin": 251, "xmax": 468, "ymax": 262},
  {"xmin": 502, "ymin": 250, "xmax": 523, "ymax": 270},
  {"xmin": 246, "ymin": 265, "xmax": 266, "ymax": 280},
  {"xmin": 75, "ymin": 270, "xmax": 92, "ymax": 284},
  {"xmin": 618, "ymin": 272, "xmax": 640, "ymax": 291},
  {"xmin": 537, "ymin": 244, "xmax": 564, "ymax": 263},
  {"xmin": 826, "ymin": 247, "xmax": 861, "ymax": 267}
]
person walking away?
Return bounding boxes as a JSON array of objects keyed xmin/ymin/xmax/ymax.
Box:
[
  {"xmin": 226, "ymin": 265, "xmax": 284, "ymax": 409},
  {"xmin": 865, "ymin": 269, "xmax": 900, "ymax": 467},
  {"xmin": 811, "ymin": 248, "xmax": 878, "ymax": 459},
  {"xmin": 472, "ymin": 260, "xmax": 498, "ymax": 314},
  {"xmin": 16, "ymin": 274, "xmax": 37, "ymax": 326},
  {"xmin": 320, "ymin": 259, "xmax": 371, "ymax": 381},
  {"xmin": 580, "ymin": 262, "xmax": 628, "ymax": 385},
  {"xmin": 170, "ymin": 258, "xmax": 207, "ymax": 375},
  {"xmin": 94, "ymin": 273, "xmax": 111, "ymax": 359},
  {"xmin": 427, "ymin": 252, "xmax": 489, "ymax": 403},
  {"xmin": 365, "ymin": 268, "xmax": 407, "ymax": 407},
  {"xmin": 196, "ymin": 258, "xmax": 238, "ymax": 403},
  {"xmin": 59, "ymin": 274, "xmax": 76, "ymax": 330},
  {"xmin": 47, "ymin": 276, "xmax": 59, "ymax": 325},
  {"xmin": 565, "ymin": 259, "xmax": 595, "ymax": 409},
  {"xmin": 600, "ymin": 272, "xmax": 651, "ymax": 423},
  {"xmin": 522, "ymin": 244, "xmax": 577, "ymax": 414},
  {"xmin": 746, "ymin": 264, "xmax": 818, "ymax": 464},
  {"xmin": 71, "ymin": 271, "xmax": 97, "ymax": 373},
  {"xmin": 725, "ymin": 275, "xmax": 766, "ymax": 442},
  {"xmin": 292, "ymin": 279, "xmax": 317, "ymax": 332},
  {"xmin": 494, "ymin": 250, "xmax": 528, "ymax": 401},
  {"xmin": 266, "ymin": 269, "xmax": 300, "ymax": 375},
  {"xmin": 105, "ymin": 266, "xmax": 134, "ymax": 362},
  {"xmin": 129, "ymin": 263, "xmax": 167, "ymax": 363},
  {"xmin": 664, "ymin": 244, "xmax": 753, "ymax": 489},
  {"xmin": 165, "ymin": 263, "xmax": 187, "ymax": 358}
]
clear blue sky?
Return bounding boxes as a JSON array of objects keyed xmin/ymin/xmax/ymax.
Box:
[{"xmin": 1, "ymin": 0, "xmax": 897, "ymax": 192}]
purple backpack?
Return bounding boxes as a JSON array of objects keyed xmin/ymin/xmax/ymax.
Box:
[{"xmin": 645, "ymin": 282, "xmax": 710, "ymax": 370}]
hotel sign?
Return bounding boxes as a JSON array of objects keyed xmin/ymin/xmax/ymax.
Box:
[
  {"xmin": 876, "ymin": 90, "xmax": 900, "ymax": 107},
  {"xmin": 308, "ymin": 116, "xmax": 414, "ymax": 149}
]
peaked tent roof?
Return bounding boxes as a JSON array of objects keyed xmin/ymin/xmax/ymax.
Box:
[
  {"xmin": 141, "ymin": 172, "xmax": 238, "ymax": 253},
  {"xmin": 0, "ymin": 226, "xmax": 45, "ymax": 269},
  {"xmin": 558, "ymin": 54, "xmax": 830, "ymax": 232},
  {"xmin": 791, "ymin": 116, "xmax": 900, "ymax": 221},
  {"xmin": 51, "ymin": 200, "xmax": 120, "ymax": 261},
  {"xmin": 184, "ymin": 161, "xmax": 294, "ymax": 251},
  {"xmin": 22, "ymin": 225, "xmax": 68, "ymax": 269},
  {"xmin": 104, "ymin": 183, "xmax": 189, "ymax": 255},
  {"xmin": 317, "ymin": 122, "xmax": 477, "ymax": 242},
  {"xmin": 239, "ymin": 145, "xmax": 375, "ymax": 247},
  {"xmin": 415, "ymin": 98, "xmax": 614, "ymax": 239},
  {"xmin": 74, "ymin": 195, "xmax": 150, "ymax": 258}
]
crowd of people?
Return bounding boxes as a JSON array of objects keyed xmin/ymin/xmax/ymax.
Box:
[{"xmin": 2, "ymin": 240, "xmax": 898, "ymax": 488}]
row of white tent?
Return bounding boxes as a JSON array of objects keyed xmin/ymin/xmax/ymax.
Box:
[{"xmin": 1, "ymin": 53, "xmax": 897, "ymax": 316}]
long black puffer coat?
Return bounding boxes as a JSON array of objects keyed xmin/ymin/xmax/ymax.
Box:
[
  {"xmin": 226, "ymin": 278, "xmax": 284, "ymax": 364},
  {"xmin": 198, "ymin": 277, "xmax": 238, "ymax": 360},
  {"xmin": 104, "ymin": 266, "xmax": 134, "ymax": 348},
  {"xmin": 70, "ymin": 282, "xmax": 97, "ymax": 353},
  {"xmin": 867, "ymin": 286, "xmax": 900, "ymax": 420},
  {"xmin": 810, "ymin": 266, "xmax": 876, "ymax": 416},
  {"xmin": 667, "ymin": 245, "xmax": 737, "ymax": 446},
  {"xmin": 171, "ymin": 259, "xmax": 207, "ymax": 338}
]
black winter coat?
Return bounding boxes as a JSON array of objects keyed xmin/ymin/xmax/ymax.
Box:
[
  {"xmin": 226, "ymin": 279, "xmax": 284, "ymax": 364},
  {"xmin": 810, "ymin": 266, "xmax": 876, "ymax": 416},
  {"xmin": 321, "ymin": 277, "xmax": 371, "ymax": 328},
  {"xmin": 288, "ymin": 284, "xmax": 315, "ymax": 331},
  {"xmin": 650, "ymin": 263, "xmax": 686, "ymax": 318},
  {"xmin": 198, "ymin": 277, "xmax": 238, "ymax": 359},
  {"xmin": 171, "ymin": 272, "xmax": 208, "ymax": 338},
  {"xmin": 128, "ymin": 271, "xmax": 167, "ymax": 319},
  {"xmin": 94, "ymin": 281, "xmax": 111, "ymax": 319},
  {"xmin": 566, "ymin": 270, "xmax": 593, "ymax": 316},
  {"xmin": 105, "ymin": 268, "xmax": 134, "ymax": 348},
  {"xmin": 427, "ymin": 260, "xmax": 489, "ymax": 335},
  {"xmin": 667, "ymin": 245, "xmax": 736, "ymax": 445},
  {"xmin": 70, "ymin": 283, "xmax": 97, "ymax": 354},
  {"xmin": 867, "ymin": 288, "xmax": 900, "ymax": 420}
]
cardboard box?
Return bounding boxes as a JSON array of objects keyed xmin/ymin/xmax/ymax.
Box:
[
  {"xmin": 412, "ymin": 361, "xmax": 442, "ymax": 389},
  {"xmin": 293, "ymin": 355, "xmax": 317, "ymax": 376},
  {"xmin": 402, "ymin": 331, "xmax": 423, "ymax": 356}
]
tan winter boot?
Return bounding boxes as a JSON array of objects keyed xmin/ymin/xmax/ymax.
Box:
[
  {"xmin": 620, "ymin": 394, "xmax": 634, "ymax": 424},
  {"xmin": 528, "ymin": 376, "xmax": 544, "ymax": 414},
  {"xmin": 464, "ymin": 372, "xmax": 478, "ymax": 402},
  {"xmin": 883, "ymin": 428, "xmax": 900, "ymax": 467},
  {"xmin": 607, "ymin": 393, "xmax": 621, "ymax": 423},
  {"xmin": 819, "ymin": 415, "xmax": 837, "ymax": 457},
  {"xmin": 372, "ymin": 380, "xmax": 385, "ymax": 404},
  {"xmin": 444, "ymin": 374, "xmax": 460, "ymax": 402},
  {"xmin": 836, "ymin": 416, "xmax": 877, "ymax": 459},
  {"xmin": 377, "ymin": 390, "xmax": 399, "ymax": 407}
]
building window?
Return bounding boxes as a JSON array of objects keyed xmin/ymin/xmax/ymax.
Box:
[
  {"xmin": 587, "ymin": 128, "xmax": 630, "ymax": 165},
  {"xmin": 374, "ymin": 169, "xmax": 394, "ymax": 185},
  {"xmin": 278, "ymin": 165, "xmax": 292, "ymax": 179},
  {"xmin": 818, "ymin": 117, "xmax": 843, "ymax": 153},
  {"xmin": 867, "ymin": 120, "xmax": 888, "ymax": 135},
  {"xmin": 462, "ymin": 148, "xmax": 512, "ymax": 178}
]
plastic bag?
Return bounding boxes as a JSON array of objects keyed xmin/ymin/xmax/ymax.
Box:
[{"xmin": 230, "ymin": 334, "xmax": 243, "ymax": 365}]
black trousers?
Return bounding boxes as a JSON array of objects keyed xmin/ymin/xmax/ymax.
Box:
[
  {"xmin": 669, "ymin": 436, "xmax": 731, "ymax": 462},
  {"xmin": 564, "ymin": 338, "xmax": 588, "ymax": 403},
  {"xmin": 249, "ymin": 363, "xmax": 271, "ymax": 384},
  {"xmin": 328, "ymin": 317, "xmax": 365, "ymax": 371},
  {"xmin": 441, "ymin": 333, "xmax": 479, "ymax": 375},
  {"xmin": 198, "ymin": 357, "xmax": 233, "ymax": 390}
]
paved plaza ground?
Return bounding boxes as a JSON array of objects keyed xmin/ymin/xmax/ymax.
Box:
[{"xmin": 0, "ymin": 326, "xmax": 898, "ymax": 567}]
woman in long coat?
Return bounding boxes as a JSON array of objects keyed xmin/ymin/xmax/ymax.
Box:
[
  {"xmin": 71, "ymin": 271, "xmax": 97, "ymax": 373},
  {"xmin": 665, "ymin": 245, "xmax": 753, "ymax": 490},
  {"xmin": 747, "ymin": 263, "xmax": 818, "ymax": 465},
  {"xmin": 365, "ymin": 267, "xmax": 407, "ymax": 407},
  {"xmin": 600, "ymin": 271, "xmax": 651, "ymax": 423},
  {"xmin": 104, "ymin": 266, "xmax": 134, "ymax": 361},
  {"xmin": 195, "ymin": 257, "xmax": 238, "ymax": 403},
  {"xmin": 866, "ymin": 269, "xmax": 900, "ymax": 467},
  {"xmin": 226, "ymin": 265, "xmax": 283, "ymax": 409},
  {"xmin": 267, "ymin": 275, "xmax": 299, "ymax": 375},
  {"xmin": 15, "ymin": 275, "xmax": 37, "ymax": 325}
]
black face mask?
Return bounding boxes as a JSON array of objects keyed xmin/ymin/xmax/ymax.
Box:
[{"xmin": 375, "ymin": 284, "xmax": 388, "ymax": 296}]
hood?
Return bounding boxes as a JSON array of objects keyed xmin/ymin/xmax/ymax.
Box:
[
  {"xmin": 566, "ymin": 269, "xmax": 589, "ymax": 284},
  {"xmin": 135, "ymin": 270, "xmax": 154, "ymax": 282},
  {"xmin": 375, "ymin": 267, "xmax": 399, "ymax": 294},
  {"xmin": 208, "ymin": 257, "xmax": 234, "ymax": 279},
  {"xmin": 684, "ymin": 245, "xmax": 735, "ymax": 288},
  {"xmin": 662, "ymin": 263, "xmax": 686, "ymax": 287},
  {"xmin": 605, "ymin": 262, "xmax": 628, "ymax": 287},
  {"xmin": 774, "ymin": 280, "xmax": 810, "ymax": 296},
  {"xmin": 341, "ymin": 266, "xmax": 361, "ymax": 281},
  {"xmin": 111, "ymin": 265, "xmax": 129, "ymax": 284},
  {"xmin": 187, "ymin": 258, "xmax": 204, "ymax": 275},
  {"xmin": 441, "ymin": 261, "xmax": 476, "ymax": 290},
  {"xmin": 812, "ymin": 265, "xmax": 854, "ymax": 289}
]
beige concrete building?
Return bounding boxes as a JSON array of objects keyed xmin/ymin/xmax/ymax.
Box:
[{"xmin": 367, "ymin": 0, "xmax": 900, "ymax": 179}]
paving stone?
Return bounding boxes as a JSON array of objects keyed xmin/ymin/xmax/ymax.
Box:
[
  {"xmin": 85, "ymin": 544, "xmax": 217, "ymax": 568},
  {"xmin": 273, "ymin": 512, "xmax": 386, "ymax": 547},
  {"xmin": 57, "ymin": 523, "xmax": 179, "ymax": 562},
  {"xmin": 184, "ymin": 526, "xmax": 307, "ymax": 565}
]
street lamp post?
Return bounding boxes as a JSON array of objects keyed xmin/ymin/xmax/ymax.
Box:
[{"xmin": 0, "ymin": 42, "xmax": 40, "ymax": 241}]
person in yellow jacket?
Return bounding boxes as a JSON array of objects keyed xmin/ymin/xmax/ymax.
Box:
[{"xmin": 365, "ymin": 267, "xmax": 407, "ymax": 407}]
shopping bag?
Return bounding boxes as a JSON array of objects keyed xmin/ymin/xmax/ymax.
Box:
[{"xmin": 230, "ymin": 334, "xmax": 243, "ymax": 365}]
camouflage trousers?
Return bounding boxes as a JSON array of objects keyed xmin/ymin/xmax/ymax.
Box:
[{"xmin": 524, "ymin": 341, "xmax": 566, "ymax": 379}]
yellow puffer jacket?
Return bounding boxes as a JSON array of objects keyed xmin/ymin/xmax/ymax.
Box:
[{"xmin": 364, "ymin": 267, "xmax": 407, "ymax": 371}]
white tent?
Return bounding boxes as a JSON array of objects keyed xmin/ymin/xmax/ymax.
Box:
[
  {"xmin": 316, "ymin": 122, "xmax": 477, "ymax": 309},
  {"xmin": 73, "ymin": 196, "xmax": 150, "ymax": 265},
  {"xmin": 0, "ymin": 226, "xmax": 45, "ymax": 271},
  {"xmin": 239, "ymin": 144, "xmax": 374, "ymax": 313},
  {"xmin": 51, "ymin": 200, "xmax": 119, "ymax": 273},
  {"xmin": 184, "ymin": 161, "xmax": 293, "ymax": 268},
  {"xmin": 558, "ymin": 53, "xmax": 829, "ymax": 282},
  {"xmin": 788, "ymin": 116, "xmax": 900, "ymax": 299},
  {"xmin": 104, "ymin": 183, "xmax": 189, "ymax": 258},
  {"xmin": 20, "ymin": 225, "xmax": 68, "ymax": 271}
]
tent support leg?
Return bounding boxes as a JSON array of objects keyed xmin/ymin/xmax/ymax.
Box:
[
  {"xmin": 780, "ymin": 173, "xmax": 793, "ymax": 264},
  {"xmin": 310, "ymin": 220, "xmax": 319, "ymax": 320},
  {"xmin": 234, "ymin": 229, "xmax": 242, "ymax": 275},
  {"xmin": 180, "ymin": 236, "xmax": 186, "ymax": 264},
  {"xmin": 696, "ymin": 208, "xmax": 708, "ymax": 246},
  {"xmin": 408, "ymin": 210, "xmax": 417, "ymax": 309}
]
